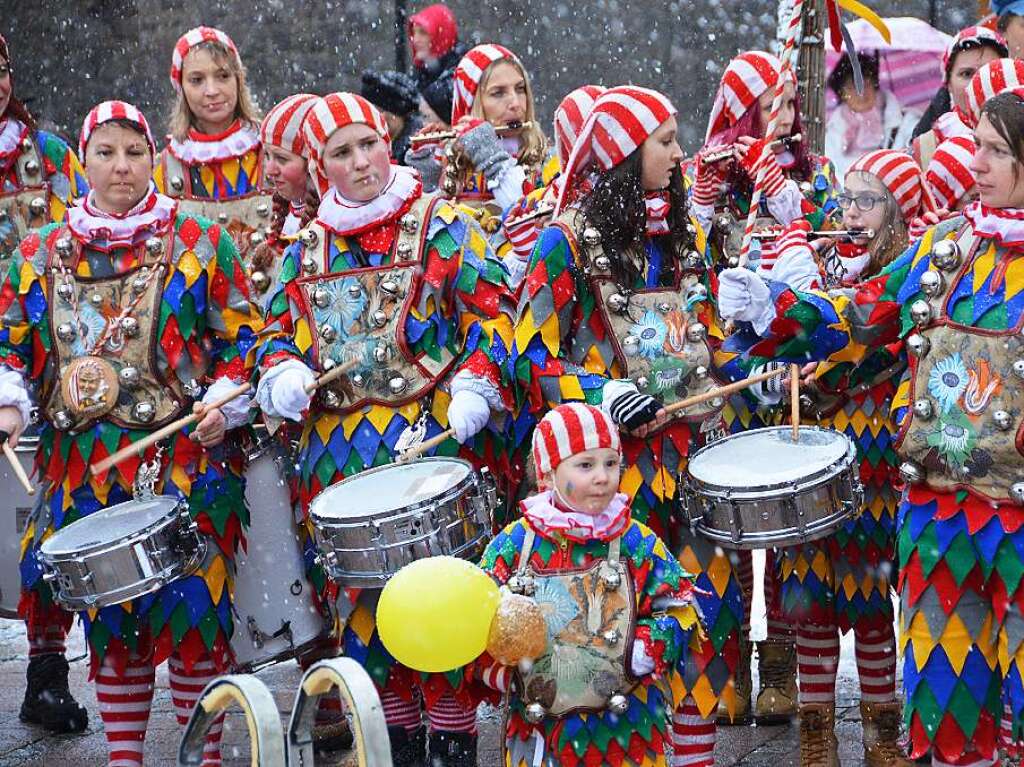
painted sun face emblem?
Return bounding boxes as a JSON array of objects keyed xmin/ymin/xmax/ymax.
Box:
[{"xmin": 61, "ymin": 356, "xmax": 119, "ymax": 418}]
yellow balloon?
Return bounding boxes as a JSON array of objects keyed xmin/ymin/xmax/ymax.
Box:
[{"xmin": 377, "ymin": 556, "xmax": 501, "ymax": 673}]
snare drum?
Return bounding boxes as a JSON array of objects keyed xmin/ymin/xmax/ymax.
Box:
[
  {"xmin": 38, "ymin": 496, "xmax": 206, "ymax": 610},
  {"xmin": 309, "ymin": 458, "xmax": 495, "ymax": 587},
  {"xmin": 682, "ymin": 426, "xmax": 863, "ymax": 549},
  {"xmin": 0, "ymin": 436, "xmax": 38, "ymax": 617},
  {"xmin": 232, "ymin": 438, "xmax": 330, "ymax": 672}
]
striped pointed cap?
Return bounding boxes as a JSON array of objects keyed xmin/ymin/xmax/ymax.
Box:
[
  {"xmin": 301, "ymin": 92, "xmax": 390, "ymax": 195},
  {"xmin": 260, "ymin": 93, "xmax": 318, "ymax": 157},
  {"xmin": 705, "ymin": 51, "xmax": 792, "ymax": 142},
  {"xmin": 962, "ymin": 57, "xmax": 1024, "ymax": 129},
  {"xmin": 532, "ymin": 403, "xmax": 620, "ymax": 476},
  {"xmin": 554, "ymin": 85, "xmax": 676, "ymax": 215},
  {"xmin": 79, "ymin": 100, "xmax": 156, "ymax": 165},
  {"xmin": 170, "ymin": 26, "xmax": 240, "ymax": 91},
  {"xmin": 926, "ymin": 137, "xmax": 977, "ymax": 211},
  {"xmin": 849, "ymin": 149, "xmax": 933, "ymax": 222},
  {"xmin": 451, "ymin": 43, "xmax": 522, "ymax": 124},
  {"xmin": 553, "ymin": 85, "xmax": 605, "ymax": 165}
]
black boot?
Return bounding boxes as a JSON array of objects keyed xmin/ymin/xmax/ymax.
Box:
[
  {"xmin": 312, "ymin": 717, "xmax": 355, "ymax": 753},
  {"xmin": 389, "ymin": 725, "xmax": 426, "ymax": 767},
  {"xmin": 20, "ymin": 654, "xmax": 89, "ymax": 734},
  {"xmin": 429, "ymin": 730, "xmax": 478, "ymax": 767}
]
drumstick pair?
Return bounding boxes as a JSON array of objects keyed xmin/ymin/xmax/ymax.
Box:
[{"xmin": 89, "ymin": 359, "xmax": 360, "ymax": 476}]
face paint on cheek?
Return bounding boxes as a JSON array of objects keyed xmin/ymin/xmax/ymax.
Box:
[{"xmin": 564, "ymin": 481, "xmax": 576, "ymax": 500}]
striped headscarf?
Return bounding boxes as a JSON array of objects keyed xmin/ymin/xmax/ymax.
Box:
[
  {"xmin": 78, "ymin": 100, "xmax": 156, "ymax": 165},
  {"xmin": 925, "ymin": 137, "xmax": 976, "ymax": 211},
  {"xmin": 532, "ymin": 403, "xmax": 620, "ymax": 476},
  {"xmin": 451, "ymin": 43, "xmax": 523, "ymax": 124},
  {"xmin": 260, "ymin": 93, "xmax": 318, "ymax": 156},
  {"xmin": 301, "ymin": 92, "xmax": 390, "ymax": 194},
  {"xmin": 170, "ymin": 26, "xmax": 240, "ymax": 91},
  {"xmin": 705, "ymin": 51, "xmax": 793, "ymax": 142},
  {"xmin": 849, "ymin": 149, "xmax": 934, "ymax": 222},
  {"xmin": 553, "ymin": 85, "xmax": 605, "ymax": 165},
  {"xmin": 961, "ymin": 58, "xmax": 1024, "ymax": 129}
]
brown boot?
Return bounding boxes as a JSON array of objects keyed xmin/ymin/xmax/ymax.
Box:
[
  {"xmin": 799, "ymin": 703, "xmax": 839, "ymax": 767},
  {"xmin": 861, "ymin": 701, "xmax": 913, "ymax": 767},
  {"xmin": 717, "ymin": 637, "xmax": 753, "ymax": 724},
  {"xmin": 755, "ymin": 638, "xmax": 797, "ymax": 724}
]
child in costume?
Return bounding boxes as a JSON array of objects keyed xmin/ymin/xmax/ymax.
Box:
[{"xmin": 479, "ymin": 402, "xmax": 701, "ymax": 767}]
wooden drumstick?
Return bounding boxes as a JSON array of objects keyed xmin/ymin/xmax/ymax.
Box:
[
  {"xmin": 0, "ymin": 432, "xmax": 34, "ymax": 495},
  {"xmin": 790, "ymin": 363, "xmax": 800, "ymax": 442},
  {"xmin": 663, "ymin": 366, "xmax": 787, "ymax": 415},
  {"xmin": 91, "ymin": 359, "xmax": 361, "ymax": 476},
  {"xmin": 396, "ymin": 428, "xmax": 455, "ymax": 463}
]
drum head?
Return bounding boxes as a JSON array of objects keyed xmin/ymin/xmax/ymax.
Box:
[
  {"xmin": 41, "ymin": 496, "xmax": 181, "ymax": 556},
  {"xmin": 312, "ymin": 458, "xmax": 472, "ymax": 520},
  {"xmin": 688, "ymin": 426, "xmax": 850, "ymax": 488}
]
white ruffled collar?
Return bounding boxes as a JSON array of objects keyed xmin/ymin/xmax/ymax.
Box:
[
  {"xmin": 964, "ymin": 202, "xmax": 1024, "ymax": 248},
  {"xmin": 0, "ymin": 118, "xmax": 26, "ymax": 161},
  {"xmin": 168, "ymin": 120, "xmax": 260, "ymax": 164},
  {"xmin": 315, "ymin": 164, "xmax": 422, "ymax": 236},
  {"xmin": 520, "ymin": 490, "xmax": 631, "ymax": 542},
  {"xmin": 66, "ymin": 183, "xmax": 177, "ymax": 246}
]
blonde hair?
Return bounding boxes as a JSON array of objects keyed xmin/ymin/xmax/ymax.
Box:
[
  {"xmin": 465, "ymin": 58, "xmax": 547, "ymax": 176},
  {"xmin": 168, "ymin": 40, "xmax": 261, "ymax": 142}
]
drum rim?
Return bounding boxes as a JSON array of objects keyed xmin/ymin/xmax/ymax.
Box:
[
  {"xmin": 39, "ymin": 495, "xmax": 186, "ymax": 558},
  {"xmin": 308, "ymin": 456, "xmax": 477, "ymax": 523}
]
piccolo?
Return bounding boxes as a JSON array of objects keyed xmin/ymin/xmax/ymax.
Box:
[
  {"xmin": 503, "ymin": 203, "xmax": 555, "ymax": 227},
  {"xmin": 703, "ymin": 133, "xmax": 803, "ymax": 164},
  {"xmin": 410, "ymin": 120, "xmax": 535, "ymax": 147},
  {"xmin": 751, "ymin": 227, "xmax": 874, "ymax": 240}
]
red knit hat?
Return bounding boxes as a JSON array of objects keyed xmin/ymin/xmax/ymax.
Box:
[
  {"xmin": 78, "ymin": 100, "xmax": 156, "ymax": 166},
  {"xmin": 532, "ymin": 403, "xmax": 621, "ymax": 476},
  {"xmin": 705, "ymin": 51, "xmax": 793, "ymax": 142},
  {"xmin": 848, "ymin": 149, "xmax": 933, "ymax": 222},
  {"xmin": 407, "ymin": 4, "xmax": 459, "ymax": 67},
  {"xmin": 451, "ymin": 43, "xmax": 523, "ymax": 124},
  {"xmin": 925, "ymin": 137, "xmax": 976, "ymax": 211},
  {"xmin": 170, "ymin": 26, "xmax": 241, "ymax": 91},
  {"xmin": 301, "ymin": 92, "xmax": 390, "ymax": 194},
  {"xmin": 554, "ymin": 85, "xmax": 676, "ymax": 214},
  {"xmin": 260, "ymin": 93, "xmax": 318, "ymax": 157},
  {"xmin": 553, "ymin": 85, "xmax": 605, "ymax": 164},
  {"xmin": 961, "ymin": 57, "xmax": 1024, "ymax": 129}
]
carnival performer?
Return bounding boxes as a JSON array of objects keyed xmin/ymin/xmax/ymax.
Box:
[
  {"xmin": 479, "ymin": 402, "xmax": 701, "ymax": 767},
  {"xmin": 993, "ymin": 0, "xmax": 1024, "ymax": 60},
  {"xmin": 0, "ymin": 31, "xmax": 91, "ymax": 735},
  {"xmin": 925, "ymin": 137, "xmax": 978, "ymax": 215},
  {"xmin": 253, "ymin": 92, "xmax": 516, "ymax": 766},
  {"xmin": 154, "ymin": 26, "xmax": 271, "ymax": 274},
  {"xmin": 911, "ymin": 27, "xmax": 1008, "ymax": 169},
  {"xmin": 1, "ymin": 100, "xmax": 263, "ymax": 766},
  {"xmin": 690, "ymin": 49, "xmax": 840, "ymax": 726},
  {"xmin": 511, "ymin": 84, "xmax": 742, "ymax": 767},
  {"xmin": 716, "ymin": 88, "xmax": 1024, "ymax": 767},
  {"xmin": 407, "ymin": 2, "xmax": 467, "ymax": 92},
  {"xmin": 757, "ymin": 150, "xmax": 933, "ymax": 767}
]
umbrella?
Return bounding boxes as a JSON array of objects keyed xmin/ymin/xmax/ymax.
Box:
[{"xmin": 825, "ymin": 17, "xmax": 953, "ymax": 116}]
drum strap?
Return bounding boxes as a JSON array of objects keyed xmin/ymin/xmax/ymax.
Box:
[{"xmin": 514, "ymin": 524, "xmax": 621, "ymax": 576}]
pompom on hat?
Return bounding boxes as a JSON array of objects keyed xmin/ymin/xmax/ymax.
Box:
[{"xmin": 532, "ymin": 403, "xmax": 621, "ymax": 476}]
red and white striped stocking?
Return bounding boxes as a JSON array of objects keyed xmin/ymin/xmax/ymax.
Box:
[
  {"xmin": 796, "ymin": 622, "xmax": 840, "ymax": 705},
  {"xmin": 853, "ymin": 625, "xmax": 897, "ymax": 703},
  {"xmin": 671, "ymin": 695, "xmax": 716, "ymax": 767},
  {"xmin": 168, "ymin": 654, "xmax": 223, "ymax": 766},
  {"xmin": 380, "ymin": 689, "xmax": 423, "ymax": 733},
  {"xmin": 426, "ymin": 693, "xmax": 477, "ymax": 734},
  {"xmin": 96, "ymin": 653, "xmax": 155, "ymax": 767}
]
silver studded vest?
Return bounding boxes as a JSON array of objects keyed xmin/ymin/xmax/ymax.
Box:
[
  {"xmin": 895, "ymin": 224, "xmax": 1024, "ymax": 503},
  {"xmin": 293, "ymin": 192, "xmax": 457, "ymax": 412},
  {"xmin": 43, "ymin": 230, "xmax": 189, "ymax": 432},
  {"xmin": 0, "ymin": 136, "xmax": 51, "ymax": 260},
  {"xmin": 554, "ymin": 209, "xmax": 723, "ymax": 425},
  {"xmin": 506, "ymin": 527, "xmax": 637, "ymax": 717}
]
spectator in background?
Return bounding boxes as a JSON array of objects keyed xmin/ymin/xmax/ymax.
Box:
[
  {"xmin": 824, "ymin": 52, "xmax": 920, "ymax": 177},
  {"xmin": 408, "ymin": 3, "xmax": 468, "ymax": 91},
  {"xmin": 995, "ymin": 0, "xmax": 1024, "ymax": 59},
  {"xmin": 419, "ymin": 67, "xmax": 454, "ymax": 127},
  {"xmin": 360, "ymin": 69, "xmax": 424, "ymax": 164}
]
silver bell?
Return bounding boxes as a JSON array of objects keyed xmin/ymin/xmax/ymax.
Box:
[
  {"xmin": 313, "ymin": 288, "xmax": 330, "ymax": 309},
  {"xmin": 249, "ymin": 231, "xmax": 265, "ymax": 247},
  {"xmin": 396, "ymin": 242, "xmax": 413, "ymax": 260},
  {"xmin": 347, "ymin": 283, "xmax": 362, "ymax": 299},
  {"xmin": 145, "ymin": 237, "xmax": 163, "ymax": 256},
  {"xmin": 906, "ymin": 333, "xmax": 930, "ymax": 357},
  {"xmin": 216, "ymin": 212, "xmax": 229, "ymax": 225},
  {"xmin": 299, "ymin": 228, "xmax": 320, "ymax": 247},
  {"xmin": 656, "ymin": 301, "xmax": 672, "ymax": 314},
  {"xmin": 52, "ymin": 410, "xmax": 73, "ymax": 431},
  {"xmin": 799, "ymin": 181, "xmax": 814, "ymax": 197},
  {"xmin": 20, "ymin": 138, "xmax": 33, "ymax": 153},
  {"xmin": 132, "ymin": 401, "xmax": 156, "ymax": 423},
  {"xmin": 694, "ymin": 365, "xmax": 709, "ymax": 380},
  {"xmin": 635, "ymin": 376, "xmax": 649, "ymax": 390},
  {"xmin": 912, "ymin": 399, "xmax": 934, "ymax": 420},
  {"xmin": 1014, "ymin": 360, "xmax": 1024, "ymax": 380},
  {"xmin": 994, "ymin": 410, "xmax": 1013, "ymax": 431},
  {"xmin": 320, "ymin": 323, "xmax": 337, "ymax": 343},
  {"xmin": 399, "ymin": 214, "xmax": 418, "ymax": 234},
  {"xmin": 54, "ymin": 237, "xmax": 73, "ymax": 259},
  {"xmin": 1011, "ymin": 482, "xmax": 1024, "ymax": 506},
  {"xmin": 622, "ymin": 335, "xmax": 640, "ymax": 356},
  {"xmin": 524, "ymin": 702, "xmax": 547, "ymax": 723},
  {"xmin": 351, "ymin": 373, "xmax": 366, "ymax": 388},
  {"xmin": 371, "ymin": 310, "xmax": 388, "ymax": 327},
  {"xmin": 132, "ymin": 275, "xmax": 149, "ymax": 293},
  {"xmin": 23, "ymin": 160, "xmax": 39, "ymax": 176},
  {"xmin": 607, "ymin": 293, "xmax": 629, "ymax": 313},
  {"xmin": 388, "ymin": 375, "xmax": 408, "ymax": 395},
  {"xmin": 602, "ymin": 569, "xmax": 622, "ymax": 589},
  {"xmin": 121, "ymin": 316, "xmax": 140, "ymax": 338},
  {"xmin": 686, "ymin": 322, "xmax": 708, "ymax": 343},
  {"xmin": 608, "ymin": 693, "xmax": 629, "ymax": 715},
  {"xmin": 322, "ymin": 389, "xmax": 342, "ymax": 409},
  {"xmin": 799, "ymin": 394, "xmax": 817, "ymax": 412},
  {"xmin": 250, "ymin": 270, "xmax": 270, "ymax": 293},
  {"xmin": 919, "ymin": 270, "xmax": 943, "ymax": 297},
  {"xmin": 593, "ymin": 255, "xmax": 611, "ymax": 271},
  {"xmin": 56, "ymin": 322, "xmax": 76, "ymax": 342},
  {"xmin": 29, "ymin": 197, "xmax": 47, "ymax": 218},
  {"xmin": 118, "ymin": 366, "xmax": 141, "ymax": 389},
  {"xmin": 602, "ymin": 629, "xmax": 621, "ymax": 644},
  {"xmin": 684, "ymin": 250, "xmax": 703, "ymax": 270},
  {"xmin": 169, "ymin": 176, "xmax": 185, "ymax": 192},
  {"xmin": 256, "ymin": 202, "xmax": 270, "ymax": 218},
  {"xmin": 930, "ymin": 239, "xmax": 960, "ymax": 271},
  {"xmin": 910, "ymin": 300, "xmax": 932, "ymax": 328},
  {"xmin": 56, "ymin": 282, "xmax": 75, "ymax": 301},
  {"xmin": 709, "ymin": 396, "xmax": 724, "ymax": 408},
  {"xmin": 90, "ymin": 292, "xmax": 103, "ymax": 306},
  {"xmin": 372, "ymin": 344, "xmax": 389, "ymax": 364},
  {"xmin": 322, "ymin": 357, "xmax": 337, "ymax": 371},
  {"xmin": 582, "ymin": 227, "xmax": 602, "ymax": 247},
  {"xmin": 379, "ymin": 279, "xmax": 400, "ymax": 296},
  {"xmin": 301, "ymin": 256, "xmax": 318, "ymax": 275},
  {"xmin": 899, "ymin": 460, "xmax": 926, "ymax": 485}
]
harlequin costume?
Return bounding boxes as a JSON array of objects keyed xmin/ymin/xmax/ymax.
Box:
[
  {"xmin": 0, "ymin": 101, "xmax": 264, "ymax": 766},
  {"xmin": 253, "ymin": 92, "xmax": 517, "ymax": 766},
  {"xmin": 154, "ymin": 27, "xmax": 272, "ymax": 282},
  {"xmin": 510, "ymin": 85, "xmax": 741, "ymax": 767},
  {"xmin": 478, "ymin": 403, "xmax": 701, "ymax": 767}
]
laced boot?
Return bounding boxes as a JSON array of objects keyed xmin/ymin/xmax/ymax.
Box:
[
  {"xmin": 388, "ymin": 725, "xmax": 426, "ymax": 767},
  {"xmin": 755, "ymin": 638, "xmax": 798, "ymax": 724},
  {"xmin": 861, "ymin": 701, "xmax": 914, "ymax": 767},
  {"xmin": 428, "ymin": 730, "xmax": 478, "ymax": 767},
  {"xmin": 19, "ymin": 654, "xmax": 89, "ymax": 734},
  {"xmin": 799, "ymin": 703, "xmax": 839, "ymax": 767},
  {"xmin": 717, "ymin": 637, "xmax": 753, "ymax": 724}
]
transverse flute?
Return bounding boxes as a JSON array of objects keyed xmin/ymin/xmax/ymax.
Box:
[{"xmin": 410, "ymin": 120, "xmax": 535, "ymax": 147}]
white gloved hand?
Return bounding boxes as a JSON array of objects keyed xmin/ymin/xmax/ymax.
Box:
[
  {"xmin": 447, "ymin": 389, "xmax": 492, "ymax": 443},
  {"xmin": 269, "ymin": 365, "xmax": 315, "ymax": 421},
  {"xmin": 718, "ymin": 267, "xmax": 776, "ymax": 334},
  {"xmin": 631, "ymin": 639, "xmax": 656, "ymax": 676},
  {"xmin": 748, "ymin": 361, "xmax": 787, "ymax": 406}
]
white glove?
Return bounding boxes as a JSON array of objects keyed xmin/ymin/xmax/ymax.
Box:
[
  {"xmin": 761, "ymin": 246, "xmax": 821, "ymax": 292},
  {"xmin": 748, "ymin": 361, "xmax": 787, "ymax": 406},
  {"xmin": 201, "ymin": 376, "xmax": 252, "ymax": 429},
  {"xmin": 256, "ymin": 360, "xmax": 315, "ymax": 421},
  {"xmin": 718, "ymin": 267, "xmax": 775, "ymax": 334},
  {"xmin": 631, "ymin": 639, "xmax": 656, "ymax": 676},
  {"xmin": 447, "ymin": 389, "xmax": 491, "ymax": 443}
]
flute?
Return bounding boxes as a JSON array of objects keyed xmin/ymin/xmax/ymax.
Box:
[
  {"xmin": 503, "ymin": 203, "xmax": 555, "ymax": 228},
  {"xmin": 751, "ymin": 227, "xmax": 874, "ymax": 240},
  {"xmin": 703, "ymin": 132, "xmax": 803, "ymax": 164},
  {"xmin": 410, "ymin": 120, "xmax": 535, "ymax": 147}
]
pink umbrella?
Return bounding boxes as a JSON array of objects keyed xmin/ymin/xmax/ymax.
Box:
[{"xmin": 825, "ymin": 17, "xmax": 953, "ymax": 116}]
